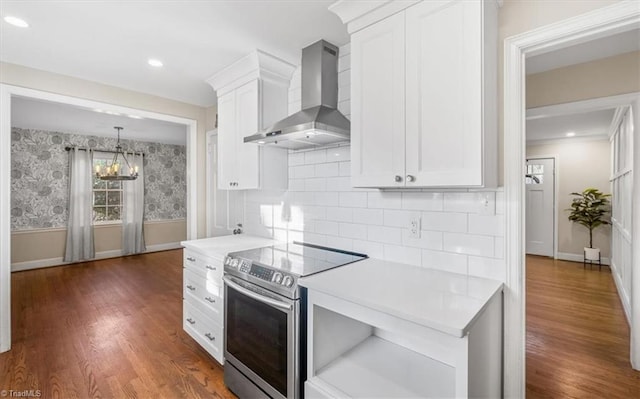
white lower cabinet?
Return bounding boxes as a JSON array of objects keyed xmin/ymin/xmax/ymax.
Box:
[
  {"xmin": 304, "ymin": 289, "xmax": 502, "ymax": 398},
  {"xmin": 183, "ymin": 248, "xmax": 225, "ymax": 364}
]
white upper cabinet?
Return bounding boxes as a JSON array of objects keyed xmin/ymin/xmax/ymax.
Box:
[
  {"xmin": 333, "ymin": 0, "xmax": 498, "ymax": 188},
  {"xmin": 207, "ymin": 51, "xmax": 294, "ymax": 190}
]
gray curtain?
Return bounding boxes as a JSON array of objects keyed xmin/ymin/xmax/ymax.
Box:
[
  {"xmin": 64, "ymin": 148, "xmax": 95, "ymax": 262},
  {"xmin": 122, "ymin": 152, "xmax": 145, "ymax": 255}
]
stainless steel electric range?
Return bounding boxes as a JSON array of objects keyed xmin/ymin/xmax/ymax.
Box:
[{"xmin": 222, "ymin": 241, "xmax": 367, "ymax": 399}]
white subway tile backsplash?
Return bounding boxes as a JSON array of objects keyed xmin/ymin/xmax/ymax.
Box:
[
  {"xmin": 339, "ymin": 161, "xmax": 350, "ymax": 177},
  {"xmin": 494, "ymin": 237, "xmax": 505, "ymax": 259},
  {"xmin": 468, "ymin": 214, "xmax": 505, "ymax": 237},
  {"xmin": 339, "ymin": 43, "xmax": 351, "ymax": 56},
  {"xmin": 289, "ymin": 152, "xmax": 305, "ymax": 166},
  {"xmin": 402, "ymin": 230, "xmax": 443, "ymax": 251},
  {"xmin": 444, "ymin": 192, "xmax": 495, "ymax": 214},
  {"xmin": 383, "ymin": 209, "xmax": 415, "ymax": 228},
  {"xmin": 338, "ymin": 69, "xmax": 350, "ymax": 88},
  {"xmin": 352, "ymin": 208, "xmax": 383, "ymax": 225},
  {"xmin": 383, "ymin": 244, "xmax": 421, "ymax": 266},
  {"xmin": 443, "ymin": 233, "xmax": 494, "ymax": 257},
  {"xmin": 353, "ymin": 239, "xmax": 384, "ymax": 259},
  {"xmin": 495, "ymin": 191, "xmax": 505, "ymax": 215},
  {"xmin": 468, "ymin": 256, "xmax": 505, "ymax": 281},
  {"xmin": 338, "ymin": 100, "xmax": 351, "ymax": 117},
  {"xmin": 327, "ymin": 146, "xmax": 350, "ymax": 162},
  {"xmin": 368, "ymin": 191, "xmax": 402, "ymax": 209},
  {"xmin": 338, "ymin": 54, "xmax": 351, "ymax": 71},
  {"xmin": 305, "ymin": 149, "xmax": 327, "ymax": 164},
  {"xmin": 368, "ymin": 225, "xmax": 402, "ymax": 245},
  {"xmin": 421, "ymin": 211, "xmax": 467, "ymax": 233},
  {"xmin": 402, "ymin": 192, "xmax": 443, "ymax": 211},
  {"xmin": 315, "ymin": 220, "xmax": 340, "ymax": 236},
  {"xmin": 288, "ymin": 178, "xmax": 305, "ymax": 192},
  {"xmin": 314, "ymin": 192, "xmax": 340, "ymax": 207},
  {"xmin": 326, "ymin": 236, "xmax": 353, "ymax": 251},
  {"xmin": 326, "ymin": 176, "xmax": 351, "ymax": 191},
  {"xmin": 288, "ymin": 102, "xmax": 301, "ymax": 115},
  {"xmin": 421, "ymin": 250, "xmax": 468, "ymax": 275},
  {"xmin": 305, "ymin": 177, "xmax": 326, "ymax": 192},
  {"xmin": 339, "ymin": 223, "xmax": 367, "ymax": 239},
  {"xmin": 303, "ymin": 233, "xmax": 327, "ymax": 246},
  {"xmin": 340, "ymin": 192, "xmax": 368, "ymax": 208},
  {"xmin": 315, "ymin": 163, "xmax": 340, "ymax": 177},
  {"xmin": 291, "ymin": 164, "xmax": 315, "ymax": 179},
  {"xmin": 326, "ymin": 207, "xmax": 353, "ymax": 223}
]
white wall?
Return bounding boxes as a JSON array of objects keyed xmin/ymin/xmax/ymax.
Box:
[
  {"xmin": 243, "ymin": 45, "xmax": 506, "ymax": 282},
  {"xmin": 527, "ymin": 139, "xmax": 612, "ymax": 260}
]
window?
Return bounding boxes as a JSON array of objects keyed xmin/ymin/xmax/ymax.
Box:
[
  {"xmin": 525, "ymin": 163, "xmax": 544, "ymax": 185},
  {"xmin": 93, "ymin": 156, "xmax": 122, "ymax": 222}
]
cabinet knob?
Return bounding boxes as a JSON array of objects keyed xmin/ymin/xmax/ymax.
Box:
[
  {"xmin": 394, "ymin": 175, "xmax": 403, "ymax": 182},
  {"xmin": 406, "ymin": 175, "xmax": 415, "ymax": 182}
]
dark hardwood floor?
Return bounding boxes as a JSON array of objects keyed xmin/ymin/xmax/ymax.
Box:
[
  {"xmin": 526, "ymin": 255, "xmax": 640, "ymax": 398},
  {"xmin": 0, "ymin": 250, "xmax": 236, "ymax": 399}
]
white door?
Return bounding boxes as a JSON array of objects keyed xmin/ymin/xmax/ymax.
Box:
[
  {"xmin": 526, "ymin": 158, "xmax": 555, "ymax": 256},
  {"xmin": 350, "ymin": 12, "xmax": 406, "ymax": 188}
]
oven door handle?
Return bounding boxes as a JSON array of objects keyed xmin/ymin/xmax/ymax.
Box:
[{"xmin": 223, "ymin": 276, "xmax": 293, "ymax": 311}]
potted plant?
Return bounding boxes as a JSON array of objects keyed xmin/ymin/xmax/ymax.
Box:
[{"xmin": 567, "ymin": 188, "xmax": 611, "ymax": 261}]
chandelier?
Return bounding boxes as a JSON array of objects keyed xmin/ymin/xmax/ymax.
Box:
[{"xmin": 95, "ymin": 126, "xmax": 139, "ymax": 181}]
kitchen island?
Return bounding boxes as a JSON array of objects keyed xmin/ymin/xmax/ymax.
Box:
[{"xmin": 300, "ymin": 258, "xmax": 503, "ymax": 398}]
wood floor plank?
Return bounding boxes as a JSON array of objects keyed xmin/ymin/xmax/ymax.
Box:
[
  {"xmin": 526, "ymin": 255, "xmax": 640, "ymax": 398},
  {"xmin": 0, "ymin": 250, "xmax": 236, "ymax": 399}
]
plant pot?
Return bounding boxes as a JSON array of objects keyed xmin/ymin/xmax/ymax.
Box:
[{"xmin": 584, "ymin": 247, "xmax": 600, "ymax": 261}]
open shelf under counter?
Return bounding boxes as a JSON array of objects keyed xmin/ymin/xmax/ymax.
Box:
[
  {"xmin": 309, "ymin": 335, "xmax": 455, "ymax": 398},
  {"xmin": 301, "ymin": 258, "xmax": 504, "ymax": 398}
]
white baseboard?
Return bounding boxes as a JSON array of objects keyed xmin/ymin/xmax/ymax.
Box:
[
  {"xmin": 609, "ymin": 260, "xmax": 632, "ymax": 326},
  {"xmin": 11, "ymin": 242, "xmax": 183, "ymax": 272},
  {"xmin": 556, "ymin": 251, "xmax": 610, "ymax": 266}
]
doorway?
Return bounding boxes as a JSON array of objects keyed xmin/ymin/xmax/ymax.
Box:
[
  {"xmin": 525, "ymin": 157, "xmax": 555, "ymax": 257},
  {"xmin": 503, "ymin": 3, "xmax": 640, "ymax": 396},
  {"xmin": 0, "ymin": 84, "xmax": 199, "ymax": 353}
]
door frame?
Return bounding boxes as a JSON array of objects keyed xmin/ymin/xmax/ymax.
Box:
[
  {"xmin": 524, "ymin": 156, "xmax": 558, "ymax": 259},
  {"xmin": 503, "ymin": 2, "xmax": 640, "ymax": 396},
  {"xmin": 0, "ymin": 84, "xmax": 199, "ymax": 353}
]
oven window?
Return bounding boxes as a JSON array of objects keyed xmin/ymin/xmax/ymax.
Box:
[{"xmin": 226, "ymin": 285, "xmax": 288, "ymax": 396}]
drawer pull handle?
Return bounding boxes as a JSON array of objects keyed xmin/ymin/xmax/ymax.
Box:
[
  {"xmin": 186, "ymin": 285, "xmax": 196, "ymax": 291},
  {"xmin": 186, "ymin": 318, "xmax": 195, "ymax": 325},
  {"xmin": 206, "ymin": 265, "xmax": 217, "ymax": 271},
  {"xmin": 187, "ymin": 256, "xmax": 196, "ymax": 262},
  {"xmin": 205, "ymin": 333, "xmax": 216, "ymax": 341},
  {"xmin": 205, "ymin": 297, "xmax": 216, "ymax": 303}
]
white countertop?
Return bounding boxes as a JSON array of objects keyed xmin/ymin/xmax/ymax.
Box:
[
  {"xmin": 299, "ymin": 258, "xmax": 503, "ymax": 337},
  {"xmin": 180, "ymin": 235, "xmax": 277, "ymax": 258}
]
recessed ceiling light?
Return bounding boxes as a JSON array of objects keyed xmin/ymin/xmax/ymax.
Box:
[
  {"xmin": 4, "ymin": 16, "xmax": 29, "ymax": 28},
  {"xmin": 566, "ymin": 132, "xmax": 576, "ymax": 137},
  {"xmin": 127, "ymin": 114, "xmax": 143, "ymax": 119},
  {"xmin": 148, "ymin": 58, "xmax": 163, "ymax": 68}
]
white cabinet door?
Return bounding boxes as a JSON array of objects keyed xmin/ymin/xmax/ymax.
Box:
[
  {"xmin": 217, "ymin": 91, "xmax": 237, "ymax": 189},
  {"xmin": 351, "ymin": 12, "xmax": 406, "ymax": 188},
  {"xmin": 405, "ymin": 0, "xmax": 483, "ymax": 187},
  {"xmin": 234, "ymin": 80, "xmax": 260, "ymax": 189}
]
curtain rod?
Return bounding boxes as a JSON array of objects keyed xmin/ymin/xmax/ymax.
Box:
[{"xmin": 64, "ymin": 146, "xmax": 145, "ymax": 157}]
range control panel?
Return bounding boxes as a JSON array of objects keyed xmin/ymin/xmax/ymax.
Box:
[{"xmin": 224, "ymin": 256, "xmax": 295, "ymax": 288}]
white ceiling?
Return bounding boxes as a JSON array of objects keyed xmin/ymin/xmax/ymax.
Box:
[
  {"xmin": 11, "ymin": 96, "xmax": 188, "ymax": 145},
  {"xmin": 0, "ymin": 0, "xmax": 349, "ymax": 107},
  {"xmin": 526, "ymin": 108, "xmax": 615, "ymax": 143},
  {"xmin": 526, "ymin": 28, "xmax": 640, "ymax": 75}
]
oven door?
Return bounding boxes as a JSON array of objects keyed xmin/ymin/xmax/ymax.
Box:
[{"xmin": 223, "ymin": 275, "xmax": 299, "ymax": 399}]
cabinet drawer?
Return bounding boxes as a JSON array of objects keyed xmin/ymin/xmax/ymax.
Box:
[
  {"xmin": 183, "ymin": 268, "xmax": 224, "ymax": 322},
  {"xmin": 183, "ymin": 249, "xmax": 224, "ymax": 281},
  {"xmin": 183, "ymin": 301, "xmax": 224, "ymax": 364}
]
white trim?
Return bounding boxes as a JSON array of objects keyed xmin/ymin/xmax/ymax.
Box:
[
  {"xmin": 556, "ymin": 251, "xmax": 611, "ymax": 266},
  {"xmin": 504, "ymin": 2, "xmax": 640, "ymax": 395},
  {"xmin": 526, "ymin": 134, "xmax": 608, "ymax": 146},
  {"xmin": 525, "ymin": 155, "xmax": 559, "ymax": 259},
  {"xmin": 526, "ymin": 92, "xmax": 640, "ymax": 120},
  {"xmin": 10, "ymin": 242, "xmax": 183, "ymax": 272},
  {"xmin": 0, "ymin": 83, "xmax": 198, "ymax": 353},
  {"xmin": 206, "ymin": 129, "xmax": 216, "ymax": 238},
  {"xmin": 610, "ymin": 258, "xmax": 632, "ymax": 324}
]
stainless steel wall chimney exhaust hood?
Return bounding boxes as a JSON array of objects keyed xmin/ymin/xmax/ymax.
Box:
[{"xmin": 244, "ymin": 40, "xmax": 350, "ymax": 150}]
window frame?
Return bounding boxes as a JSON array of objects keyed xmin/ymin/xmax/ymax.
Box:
[{"xmin": 92, "ymin": 153, "xmax": 124, "ymax": 225}]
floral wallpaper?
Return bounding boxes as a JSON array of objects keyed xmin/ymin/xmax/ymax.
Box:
[{"xmin": 11, "ymin": 127, "xmax": 187, "ymax": 230}]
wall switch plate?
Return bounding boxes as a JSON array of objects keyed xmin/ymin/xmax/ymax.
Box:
[
  {"xmin": 478, "ymin": 192, "xmax": 496, "ymax": 215},
  {"xmin": 410, "ymin": 216, "xmax": 421, "ymax": 238}
]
